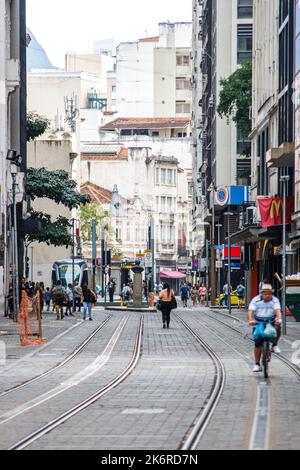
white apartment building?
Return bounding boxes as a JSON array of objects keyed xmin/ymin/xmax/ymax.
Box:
[{"xmin": 116, "ymin": 22, "xmax": 192, "ymax": 118}]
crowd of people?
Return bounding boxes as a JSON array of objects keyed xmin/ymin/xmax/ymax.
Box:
[{"xmin": 8, "ymin": 280, "xmax": 98, "ymax": 322}]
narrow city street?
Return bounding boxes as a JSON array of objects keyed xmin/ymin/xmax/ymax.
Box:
[{"xmin": 1, "ymin": 307, "xmax": 299, "ymax": 451}]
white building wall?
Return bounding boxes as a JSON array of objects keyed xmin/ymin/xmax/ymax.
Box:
[{"xmin": 116, "ymin": 41, "xmax": 155, "ymax": 118}]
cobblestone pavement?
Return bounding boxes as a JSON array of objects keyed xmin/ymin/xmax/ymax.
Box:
[{"xmin": 0, "ymin": 307, "xmax": 299, "ymax": 450}]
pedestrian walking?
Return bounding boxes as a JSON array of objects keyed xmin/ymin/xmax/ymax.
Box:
[
  {"xmin": 199, "ymin": 283, "xmax": 207, "ymax": 306},
  {"xmin": 45, "ymin": 287, "xmax": 52, "ymax": 311},
  {"xmin": 52, "ymin": 281, "xmax": 66, "ymax": 320},
  {"xmin": 108, "ymin": 279, "xmax": 116, "ymax": 303},
  {"xmin": 237, "ymin": 282, "xmax": 246, "ymax": 309},
  {"xmin": 65, "ymin": 284, "xmax": 75, "ymax": 316},
  {"xmin": 191, "ymin": 286, "xmax": 198, "ymax": 307},
  {"xmin": 223, "ymin": 282, "xmax": 232, "ymax": 307},
  {"xmin": 159, "ymin": 283, "xmax": 176, "ymax": 329},
  {"xmin": 82, "ymin": 285, "xmax": 97, "ymax": 321},
  {"xmin": 180, "ymin": 282, "xmax": 189, "ymax": 308},
  {"xmin": 73, "ymin": 283, "xmax": 82, "ymax": 313}
]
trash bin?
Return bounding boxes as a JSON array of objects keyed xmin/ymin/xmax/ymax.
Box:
[{"xmin": 286, "ymin": 284, "xmax": 300, "ymax": 322}]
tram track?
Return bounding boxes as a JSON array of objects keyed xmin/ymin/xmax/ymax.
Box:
[
  {"xmin": 0, "ymin": 315, "xmax": 113, "ymax": 399},
  {"xmin": 183, "ymin": 309, "xmax": 300, "ymax": 450},
  {"xmin": 8, "ymin": 315, "xmax": 144, "ymax": 451},
  {"xmin": 173, "ymin": 313, "xmax": 226, "ymax": 450}
]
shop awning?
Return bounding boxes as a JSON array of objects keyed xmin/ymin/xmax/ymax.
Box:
[
  {"xmin": 160, "ymin": 271, "xmax": 187, "ymax": 279},
  {"xmin": 230, "ymin": 226, "xmax": 282, "ymax": 246}
]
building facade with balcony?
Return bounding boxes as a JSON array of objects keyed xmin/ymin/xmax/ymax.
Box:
[
  {"xmin": 192, "ymin": 0, "xmax": 253, "ymax": 292},
  {"xmin": 230, "ymin": 0, "xmax": 297, "ymax": 301},
  {"xmin": 81, "ymin": 120, "xmax": 193, "ymax": 280}
]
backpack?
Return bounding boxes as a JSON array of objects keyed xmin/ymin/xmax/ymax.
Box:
[
  {"xmin": 237, "ymin": 286, "xmax": 244, "ymax": 295},
  {"xmin": 53, "ymin": 286, "xmax": 65, "ymax": 303}
]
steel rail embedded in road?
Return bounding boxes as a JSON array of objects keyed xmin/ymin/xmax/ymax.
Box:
[
  {"xmin": 0, "ymin": 315, "xmax": 113, "ymax": 399},
  {"xmin": 174, "ymin": 313, "xmax": 226, "ymax": 451},
  {"xmin": 205, "ymin": 310, "xmax": 300, "ymax": 381},
  {"xmin": 9, "ymin": 315, "xmax": 144, "ymax": 451}
]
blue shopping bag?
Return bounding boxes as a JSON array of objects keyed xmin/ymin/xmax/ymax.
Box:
[{"xmin": 253, "ymin": 322, "xmax": 265, "ymax": 343}]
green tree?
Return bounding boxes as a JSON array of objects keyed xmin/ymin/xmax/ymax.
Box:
[
  {"xmin": 27, "ymin": 111, "xmax": 50, "ymax": 142},
  {"xmin": 80, "ymin": 203, "xmax": 109, "ymax": 242},
  {"xmin": 25, "ymin": 168, "xmax": 90, "ymax": 247},
  {"xmin": 217, "ymin": 61, "xmax": 252, "ymax": 139}
]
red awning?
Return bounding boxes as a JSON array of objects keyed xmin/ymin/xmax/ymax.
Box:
[{"xmin": 160, "ymin": 271, "xmax": 187, "ymax": 280}]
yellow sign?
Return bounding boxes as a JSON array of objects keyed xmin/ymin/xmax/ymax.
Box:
[
  {"xmin": 124, "ymin": 265, "xmax": 133, "ymax": 270},
  {"xmin": 270, "ymin": 200, "xmax": 283, "ymax": 218},
  {"xmin": 144, "ymin": 250, "xmax": 152, "ymax": 254}
]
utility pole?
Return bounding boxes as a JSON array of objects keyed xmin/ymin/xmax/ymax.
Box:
[
  {"xmin": 206, "ymin": 238, "xmax": 209, "ymax": 307},
  {"xmin": 92, "ymin": 218, "xmax": 97, "ymax": 293},
  {"xmin": 216, "ymin": 223, "xmax": 222, "ymax": 299},
  {"xmin": 225, "ymin": 212, "xmax": 233, "ymax": 316},
  {"xmin": 280, "ymin": 175, "xmax": 290, "ymax": 336},
  {"xmin": 72, "ymin": 218, "xmax": 76, "ymax": 312},
  {"xmin": 210, "ymin": 185, "xmax": 217, "ymax": 306}
]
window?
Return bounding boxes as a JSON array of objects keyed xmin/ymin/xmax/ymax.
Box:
[
  {"xmin": 167, "ymin": 169, "xmax": 173, "ymax": 185},
  {"xmin": 116, "ymin": 225, "xmax": 122, "ymax": 242},
  {"xmin": 161, "ymin": 169, "xmax": 166, "ymax": 185},
  {"xmin": 177, "ymin": 55, "xmax": 190, "ymax": 66},
  {"xmin": 156, "ymin": 196, "xmax": 160, "ymax": 211},
  {"xmin": 161, "ymin": 197, "xmax": 166, "ymax": 213},
  {"xmin": 176, "ymin": 78, "xmax": 191, "ymax": 90},
  {"xmin": 177, "ymin": 132, "xmax": 187, "ymax": 138},
  {"xmin": 176, "ymin": 102, "xmax": 191, "ymax": 113},
  {"xmin": 112, "ymin": 85, "xmax": 116, "ymax": 93},
  {"xmin": 152, "ymin": 131, "xmax": 159, "ymax": 137},
  {"xmin": 237, "ymin": 0, "xmax": 253, "ymax": 19},
  {"xmin": 156, "ymin": 168, "xmax": 160, "ymax": 185},
  {"xmin": 126, "ymin": 223, "xmax": 131, "ymax": 241},
  {"xmin": 237, "ymin": 25, "xmax": 253, "ymax": 64},
  {"xmin": 112, "ymin": 99, "xmax": 117, "ymax": 106}
]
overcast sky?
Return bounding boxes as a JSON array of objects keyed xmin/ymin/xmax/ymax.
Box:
[{"xmin": 26, "ymin": 0, "xmax": 192, "ymax": 68}]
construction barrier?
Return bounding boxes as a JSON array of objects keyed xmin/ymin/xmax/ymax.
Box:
[{"xmin": 18, "ymin": 290, "xmax": 47, "ymax": 347}]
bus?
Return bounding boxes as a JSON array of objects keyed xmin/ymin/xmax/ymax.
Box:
[{"xmin": 52, "ymin": 259, "xmax": 89, "ymax": 288}]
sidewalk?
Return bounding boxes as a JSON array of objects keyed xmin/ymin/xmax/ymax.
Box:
[{"xmin": 0, "ymin": 310, "xmax": 82, "ymax": 370}]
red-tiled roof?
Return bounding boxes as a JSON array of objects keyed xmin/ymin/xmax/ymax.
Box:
[
  {"xmin": 139, "ymin": 37, "xmax": 159, "ymax": 43},
  {"xmin": 81, "ymin": 182, "xmax": 128, "ymax": 205},
  {"xmin": 100, "ymin": 118, "xmax": 190, "ymax": 131}
]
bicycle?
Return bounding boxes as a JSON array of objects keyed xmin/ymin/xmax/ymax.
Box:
[{"xmin": 253, "ymin": 320, "xmax": 274, "ymax": 378}]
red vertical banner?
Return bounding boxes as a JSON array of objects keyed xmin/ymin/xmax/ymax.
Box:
[{"xmin": 257, "ymin": 198, "xmax": 294, "ymax": 228}]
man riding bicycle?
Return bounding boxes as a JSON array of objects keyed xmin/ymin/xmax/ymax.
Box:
[{"xmin": 248, "ymin": 283, "xmax": 282, "ymax": 372}]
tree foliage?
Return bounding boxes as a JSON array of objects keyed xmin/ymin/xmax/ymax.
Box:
[
  {"xmin": 217, "ymin": 62, "xmax": 252, "ymax": 138},
  {"xmin": 80, "ymin": 203, "xmax": 110, "ymax": 242},
  {"xmin": 27, "ymin": 112, "xmax": 50, "ymax": 142},
  {"xmin": 27, "ymin": 168, "xmax": 90, "ymax": 210},
  {"xmin": 26, "ymin": 169, "xmax": 90, "ymax": 247},
  {"xmin": 25, "ymin": 212, "xmax": 73, "ymax": 247}
]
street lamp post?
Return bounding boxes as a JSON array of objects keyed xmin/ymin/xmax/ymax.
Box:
[
  {"xmin": 208, "ymin": 183, "xmax": 217, "ymax": 306},
  {"xmin": 224, "ymin": 212, "xmax": 234, "ymax": 315},
  {"xmin": 216, "ymin": 223, "xmax": 222, "ymax": 299},
  {"xmin": 280, "ymin": 175, "xmax": 290, "ymax": 336}
]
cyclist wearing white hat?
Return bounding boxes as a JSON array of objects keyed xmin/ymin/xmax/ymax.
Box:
[{"xmin": 248, "ymin": 283, "xmax": 282, "ymax": 372}]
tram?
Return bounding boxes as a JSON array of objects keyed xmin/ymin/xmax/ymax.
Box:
[{"xmin": 52, "ymin": 258, "xmax": 89, "ymax": 288}]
